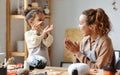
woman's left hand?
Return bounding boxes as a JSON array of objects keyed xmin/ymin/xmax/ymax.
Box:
[{"xmin": 64, "ymin": 39, "xmax": 80, "ymax": 54}]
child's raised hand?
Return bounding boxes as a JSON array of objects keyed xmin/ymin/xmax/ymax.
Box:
[{"xmin": 43, "ymin": 24, "xmax": 53, "ymax": 33}]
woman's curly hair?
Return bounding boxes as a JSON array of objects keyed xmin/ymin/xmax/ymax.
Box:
[{"xmin": 82, "ymin": 8, "xmax": 111, "ymax": 36}]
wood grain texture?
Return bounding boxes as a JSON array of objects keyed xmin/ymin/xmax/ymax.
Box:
[{"xmin": 64, "ymin": 28, "xmax": 83, "ymax": 62}]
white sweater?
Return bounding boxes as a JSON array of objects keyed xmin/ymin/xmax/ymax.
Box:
[{"xmin": 25, "ymin": 30, "xmax": 53, "ymax": 65}]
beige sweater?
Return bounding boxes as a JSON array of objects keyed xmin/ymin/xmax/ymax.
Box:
[{"xmin": 74, "ymin": 35, "xmax": 114, "ymax": 69}]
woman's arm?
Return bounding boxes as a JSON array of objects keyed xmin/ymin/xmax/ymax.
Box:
[{"xmin": 74, "ymin": 38, "xmax": 114, "ymax": 69}]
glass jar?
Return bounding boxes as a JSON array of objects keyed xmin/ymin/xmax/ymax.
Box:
[{"xmin": 43, "ymin": 5, "xmax": 50, "ymax": 15}]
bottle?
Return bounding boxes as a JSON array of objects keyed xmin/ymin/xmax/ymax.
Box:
[
  {"xmin": 24, "ymin": 60, "xmax": 29, "ymax": 70},
  {"xmin": 31, "ymin": 0, "xmax": 39, "ymax": 7},
  {"xmin": 43, "ymin": 5, "xmax": 50, "ymax": 15}
]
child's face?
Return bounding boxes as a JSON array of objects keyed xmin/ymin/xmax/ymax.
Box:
[{"xmin": 28, "ymin": 12, "xmax": 45, "ymax": 31}]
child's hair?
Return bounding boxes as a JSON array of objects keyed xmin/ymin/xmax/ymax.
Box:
[
  {"xmin": 24, "ymin": 9, "xmax": 44, "ymax": 27},
  {"xmin": 24, "ymin": 9, "xmax": 43, "ymax": 20}
]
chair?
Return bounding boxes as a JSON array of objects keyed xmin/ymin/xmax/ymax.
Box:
[
  {"xmin": 60, "ymin": 61, "xmax": 72, "ymax": 68},
  {"xmin": 61, "ymin": 28, "xmax": 83, "ymax": 68},
  {"xmin": 116, "ymin": 58, "xmax": 120, "ymax": 69},
  {"xmin": 64, "ymin": 28, "xmax": 83, "ymax": 62},
  {"xmin": 115, "ymin": 50, "xmax": 120, "ymax": 69},
  {"xmin": 113, "ymin": 50, "xmax": 120, "ymax": 70}
]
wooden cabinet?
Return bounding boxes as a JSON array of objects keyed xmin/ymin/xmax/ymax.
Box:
[{"xmin": 6, "ymin": 0, "xmax": 52, "ymax": 64}]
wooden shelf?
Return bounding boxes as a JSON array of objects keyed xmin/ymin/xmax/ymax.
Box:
[
  {"xmin": 31, "ymin": 7, "xmax": 42, "ymax": 9},
  {"xmin": 11, "ymin": 15, "xmax": 25, "ymax": 19},
  {"xmin": 45, "ymin": 15, "xmax": 51, "ymax": 18},
  {"xmin": 11, "ymin": 52, "xmax": 25, "ymax": 57},
  {"xmin": 11, "ymin": 15, "xmax": 50, "ymax": 19},
  {"xmin": 6, "ymin": 0, "xmax": 52, "ymax": 64}
]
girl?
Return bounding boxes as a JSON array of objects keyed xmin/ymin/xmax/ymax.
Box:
[{"xmin": 24, "ymin": 9, "xmax": 53, "ymax": 69}]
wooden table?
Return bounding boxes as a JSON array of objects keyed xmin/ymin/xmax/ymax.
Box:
[
  {"xmin": 30, "ymin": 66, "xmax": 120, "ymax": 75},
  {"xmin": 30, "ymin": 66, "xmax": 68, "ymax": 75}
]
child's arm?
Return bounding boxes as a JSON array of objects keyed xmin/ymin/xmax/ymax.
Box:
[
  {"xmin": 42, "ymin": 33, "xmax": 53, "ymax": 48},
  {"xmin": 25, "ymin": 31, "xmax": 45, "ymax": 48},
  {"xmin": 42, "ymin": 25, "xmax": 53, "ymax": 47}
]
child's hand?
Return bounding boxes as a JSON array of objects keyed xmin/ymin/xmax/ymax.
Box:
[
  {"xmin": 42, "ymin": 25, "xmax": 53, "ymax": 39},
  {"xmin": 43, "ymin": 24, "xmax": 53, "ymax": 33}
]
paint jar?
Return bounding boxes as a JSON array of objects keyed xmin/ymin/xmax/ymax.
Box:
[
  {"xmin": 103, "ymin": 66, "xmax": 116, "ymax": 75},
  {"xmin": 17, "ymin": 41, "xmax": 24, "ymax": 52}
]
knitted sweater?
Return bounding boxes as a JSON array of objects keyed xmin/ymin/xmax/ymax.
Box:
[{"xmin": 25, "ymin": 30, "xmax": 53, "ymax": 65}]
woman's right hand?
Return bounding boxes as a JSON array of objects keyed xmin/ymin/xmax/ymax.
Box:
[{"xmin": 64, "ymin": 39, "xmax": 80, "ymax": 54}]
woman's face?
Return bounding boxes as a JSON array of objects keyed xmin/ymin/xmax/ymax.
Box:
[
  {"xmin": 79, "ymin": 14, "xmax": 91, "ymax": 36},
  {"xmin": 28, "ymin": 12, "xmax": 45, "ymax": 31}
]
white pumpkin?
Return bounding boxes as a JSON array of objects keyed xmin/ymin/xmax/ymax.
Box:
[
  {"xmin": 26, "ymin": 55, "xmax": 47, "ymax": 69},
  {"xmin": 68, "ymin": 63, "xmax": 90, "ymax": 75}
]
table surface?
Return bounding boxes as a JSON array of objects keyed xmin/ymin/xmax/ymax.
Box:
[
  {"xmin": 30, "ymin": 66, "xmax": 120, "ymax": 75},
  {"xmin": 7, "ymin": 65, "xmax": 120, "ymax": 75},
  {"xmin": 30, "ymin": 66, "xmax": 68, "ymax": 75}
]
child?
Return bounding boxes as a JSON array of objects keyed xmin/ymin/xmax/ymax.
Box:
[{"xmin": 24, "ymin": 9, "xmax": 53, "ymax": 69}]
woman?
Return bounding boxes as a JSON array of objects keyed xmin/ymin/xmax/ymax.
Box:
[
  {"xmin": 65, "ymin": 8, "xmax": 115, "ymax": 69},
  {"xmin": 24, "ymin": 9, "xmax": 53, "ymax": 68}
]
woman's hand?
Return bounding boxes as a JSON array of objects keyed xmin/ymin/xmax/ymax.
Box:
[{"xmin": 64, "ymin": 39, "xmax": 80, "ymax": 54}]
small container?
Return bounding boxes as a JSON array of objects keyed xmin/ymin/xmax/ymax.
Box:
[
  {"xmin": 0, "ymin": 67, "xmax": 7, "ymax": 75},
  {"xmin": 0, "ymin": 53, "xmax": 6, "ymax": 65},
  {"xmin": 103, "ymin": 66, "xmax": 116, "ymax": 75},
  {"xmin": 17, "ymin": 41, "xmax": 24, "ymax": 52},
  {"xmin": 104, "ymin": 70, "xmax": 115, "ymax": 75},
  {"xmin": 43, "ymin": 5, "xmax": 50, "ymax": 15},
  {"xmin": 24, "ymin": 60, "xmax": 29, "ymax": 70}
]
